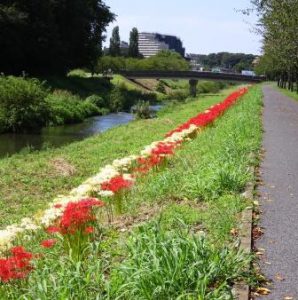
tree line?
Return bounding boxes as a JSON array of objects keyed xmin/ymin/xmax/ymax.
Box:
[
  {"xmin": 0, "ymin": 0, "xmax": 114, "ymax": 75},
  {"xmin": 251, "ymin": 0, "xmax": 298, "ymax": 92},
  {"xmin": 191, "ymin": 52, "xmax": 257, "ymax": 72}
]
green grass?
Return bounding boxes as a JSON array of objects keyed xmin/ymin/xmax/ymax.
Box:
[
  {"xmin": 0, "ymin": 85, "xmax": 262, "ymax": 299},
  {"xmin": 276, "ymin": 85, "xmax": 298, "ymax": 101},
  {"xmin": 0, "ymin": 87, "xmax": 240, "ymax": 228}
]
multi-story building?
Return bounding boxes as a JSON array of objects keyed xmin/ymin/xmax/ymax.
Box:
[{"xmin": 138, "ymin": 32, "xmax": 185, "ymax": 58}]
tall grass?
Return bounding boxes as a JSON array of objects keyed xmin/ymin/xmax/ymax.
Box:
[{"xmin": 109, "ymin": 222, "xmax": 251, "ymax": 300}]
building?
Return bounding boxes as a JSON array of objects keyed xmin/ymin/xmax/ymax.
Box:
[
  {"xmin": 138, "ymin": 32, "xmax": 185, "ymax": 58},
  {"xmin": 186, "ymin": 54, "xmax": 203, "ymax": 71}
]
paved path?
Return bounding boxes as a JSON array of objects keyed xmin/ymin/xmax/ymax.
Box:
[{"xmin": 256, "ymin": 86, "xmax": 298, "ymax": 299}]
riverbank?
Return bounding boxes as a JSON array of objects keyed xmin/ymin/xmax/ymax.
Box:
[
  {"xmin": 0, "ymin": 85, "xmax": 263, "ymax": 298},
  {"xmin": 0, "ymin": 86, "xmax": 241, "ymax": 228}
]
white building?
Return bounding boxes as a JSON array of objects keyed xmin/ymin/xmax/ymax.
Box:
[{"xmin": 138, "ymin": 32, "xmax": 185, "ymax": 58}]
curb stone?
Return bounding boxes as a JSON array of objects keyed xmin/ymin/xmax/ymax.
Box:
[{"xmin": 234, "ymin": 167, "xmax": 255, "ymax": 300}]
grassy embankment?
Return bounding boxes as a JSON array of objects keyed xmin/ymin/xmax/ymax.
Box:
[
  {"xmin": 1, "ymin": 86, "xmax": 244, "ymax": 228},
  {"xmin": 277, "ymin": 86, "xmax": 298, "ymax": 101},
  {"xmin": 0, "ymin": 85, "xmax": 263, "ymax": 299}
]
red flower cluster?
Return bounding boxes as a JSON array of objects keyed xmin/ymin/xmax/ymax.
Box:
[
  {"xmin": 135, "ymin": 155, "xmax": 164, "ymax": 174},
  {"xmin": 151, "ymin": 142, "xmax": 176, "ymax": 156},
  {"xmin": 135, "ymin": 141, "xmax": 180, "ymax": 174},
  {"xmin": 40, "ymin": 239, "xmax": 57, "ymax": 249},
  {"xmin": 101, "ymin": 175, "xmax": 134, "ymax": 193},
  {"xmin": 0, "ymin": 246, "xmax": 33, "ymax": 282},
  {"xmin": 47, "ymin": 198, "xmax": 105, "ymax": 235},
  {"xmin": 166, "ymin": 87, "xmax": 248, "ymax": 137}
]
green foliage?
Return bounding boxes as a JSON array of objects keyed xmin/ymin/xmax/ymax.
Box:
[
  {"xmin": 168, "ymin": 89, "xmax": 189, "ymax": 101},
  {"xmin": 191, "ymin": 52, "xmax": 256, "ymax": 71},
  {"xmin": 109, "ymin": 26, "xmax": 121, "ymax": 57},
  {"xmin": 0, "ymin": 76, "xmax": 49, "ymax": 133},
  {"xmin": 0, "ymin": 1, "xmax": 114, "ymax": 74},
  {"xmin": 97, "ymin": 50, "xmax": 190, "ymax": 73},
  {"xmin": 110, "ymin": 221, "xmax": 251, "ymax": 299},
  {"xmin": 46, "ymin": 90, "xmax": 99, "ymax": 126},
  {"xmin": 109, "ymin": 85, "xmax": 126, "ymax": 112},
  {"xmin": 133, "ymin": 100, "xmax": 151, "ymax": 119},
  {"xmin": 197, "ymin": 81, "xmax": 225, "ymax": 94},
  {"xmin": 67, "ymin": 69, "xmax": 89, "ymax": 78},
  {"xmin": 85, "ymin": 94, "xmax": 106, "ymax": 108},
  {"xmin": 251, "ymin": 0, "xmax": 298, "ymax": 91},
  {"xmin": 156, "ymin": 80, "xmax": 166, "ymax": 93},
  {"xmin": 128, "ymin": 27, "xmax": 140, "ymax": 58}
]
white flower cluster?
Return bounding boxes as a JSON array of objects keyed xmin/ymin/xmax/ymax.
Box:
[
  {"xmin": 0, "ymin": 217, "xmax": 40, "ymax": 250},
  {"xmin": 0, "ymin": 118, "xmax": 202, "ymax": 252}
]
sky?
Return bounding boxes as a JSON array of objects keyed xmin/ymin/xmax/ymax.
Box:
[{"xmin": 103, "ymin": 0, "xmax": 262, "ymax": 55}]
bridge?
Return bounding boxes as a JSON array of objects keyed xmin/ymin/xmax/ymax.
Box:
[{"xmin": 119, "ymin": 70, "xmax": 264, "ymax": 97}]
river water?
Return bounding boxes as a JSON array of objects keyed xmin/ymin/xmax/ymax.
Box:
[
  {"xmin": 0, "ymin": 105, "xmax": 163, "ymax": 158},
  {"xmin": 0, "ymin": 113, "xmax": 133, "ymax": 158}
]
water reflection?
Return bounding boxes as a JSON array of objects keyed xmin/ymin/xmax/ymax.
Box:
[{"xmin": 0, "ymin": 112, "xmax": 133, "ymax": 158}]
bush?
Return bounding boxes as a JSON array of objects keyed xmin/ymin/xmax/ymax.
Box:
[
  {"xmin": 46, "ymin": 90, "xmax": 99, "ymax": 126},
  {"xmin": 0, "ymin": 76, "xmax": 49, "ymax": 133},
  {"xmin": 168, "ymin": 89, "xmax": 189, "ymax": 101},
  {"xmin": 85, "ymin": 94, "xmax": 106, "ymax": 108},
  {"xmin": 109, "ymin": 86, "xmax": 126, "ymax": 112},
  {"xmin": 67, "ymin": 69, "xmax": 89, "ymax": 78},
  {"xmin": 156, "ymin": 81, "xmax": 166, "ymax": 93},
  {"xmin": 197, "ymin": 81, "xmax": 225, "ymax": 94},
  {"xmin": 133, "ymin": 100, "xmax": 151, "ymax": 119}
]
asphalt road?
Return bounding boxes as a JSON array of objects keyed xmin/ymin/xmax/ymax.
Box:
[{"xmin": 256, "ymin": 86, "xmax": 298, "ymax": 299}]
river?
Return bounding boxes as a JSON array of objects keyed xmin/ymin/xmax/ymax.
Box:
[{"xmin": 0, "ymin": 105, "xmax": 163, "ymax": 158}]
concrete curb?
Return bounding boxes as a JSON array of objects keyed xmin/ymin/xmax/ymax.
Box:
[{"xmin": 234, "ymin": 169, "xmax": 255, "ymax": 300}]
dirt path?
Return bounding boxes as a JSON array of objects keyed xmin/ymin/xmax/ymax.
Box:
[{"xmin": 256, "ymin": 85, "xmax": 298, "ymax": 299}]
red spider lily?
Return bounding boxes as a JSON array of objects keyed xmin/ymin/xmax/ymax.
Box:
[
  {"xmin": 46, "ymin": 198, "xmax": 105, "ymax": 235},
  {"xmin": 151, "ymin": 142, "xmax": 175, "ymax": 156},
  {"xmin": 84, "ymin": 226, "xmax": 94, "ymax": 234},
  {"xmin": 0, "ymin": 247, "xmax": 33, "ymax": 282},
  {"xmin": 46, "ymin": 226, "xmax": 60, "ymax": 234},
  {"xmin": 101, "ymin": 175, "xmax": 134, "ymax": 193},
  {"xmin": 165, "ymin": 87, "xmax": 248, "ymax": 137},
  {"xmin": 40, "ymin": 239, "xmax": 57, "ymax": 248},
  {"xmin": 59, "ymin": 198, "xmax": 105, "ymax": 234}
]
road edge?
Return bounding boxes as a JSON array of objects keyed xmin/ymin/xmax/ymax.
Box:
[{"xmin": 234, "ymin": 169, "xmax": 255, "ymax": 300}]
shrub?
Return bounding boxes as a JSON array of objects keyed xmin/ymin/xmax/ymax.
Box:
[
  {"xmin": 67, "ymin": 69, "xmax": 89, "ymax": 78},
  {"xmin": 197, "ymin": 81, "xmax": 225, "ymax": 94},
  {"xmin": 0, "ymin": 76, "xmax": 49, "ymax": 132},
  {"xmin": 46, "ymin": 90, "xmax": 99, "ymax": 125},
  {"xmin": 133, "ymin": 100, "xmax": 151, "ymax": 119},
  {"xmin": 168, "ymin": 89, "xmax": 189, "ymax": 101},
  {"xmin": 156, "ymin": 81, "xmax": 166, "ymax": 93},
  {"xmin": 85, "ymin": 94, "xmax": 106, "ymax": 108},
  {"xmin": 109, "ymin": 86, "xmax": 126, "ymax": 112}
]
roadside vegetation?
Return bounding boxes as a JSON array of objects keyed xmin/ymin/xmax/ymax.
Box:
[
  {"xmin": 277, "ymin": 86, "xmax": 298, "ymax": 102},
  {"xmin": 0, "ymin": 86, "xmax": 263, "ymax": 299}
]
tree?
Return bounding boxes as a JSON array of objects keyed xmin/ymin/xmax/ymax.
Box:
[
  {"xmin": 250, "ymin": 0, "xmax": 298, "ymax": 91},
  {"xmin": 0, "ymin": 0, "xmax": 114, "ymax": 75},
  {"xmin": 128, "ymin": 27, "xmax": 140, "ymax": 58},
  {"xmin": 109, "ymin": 26, "xmax": 121, "ymax": 56}
]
